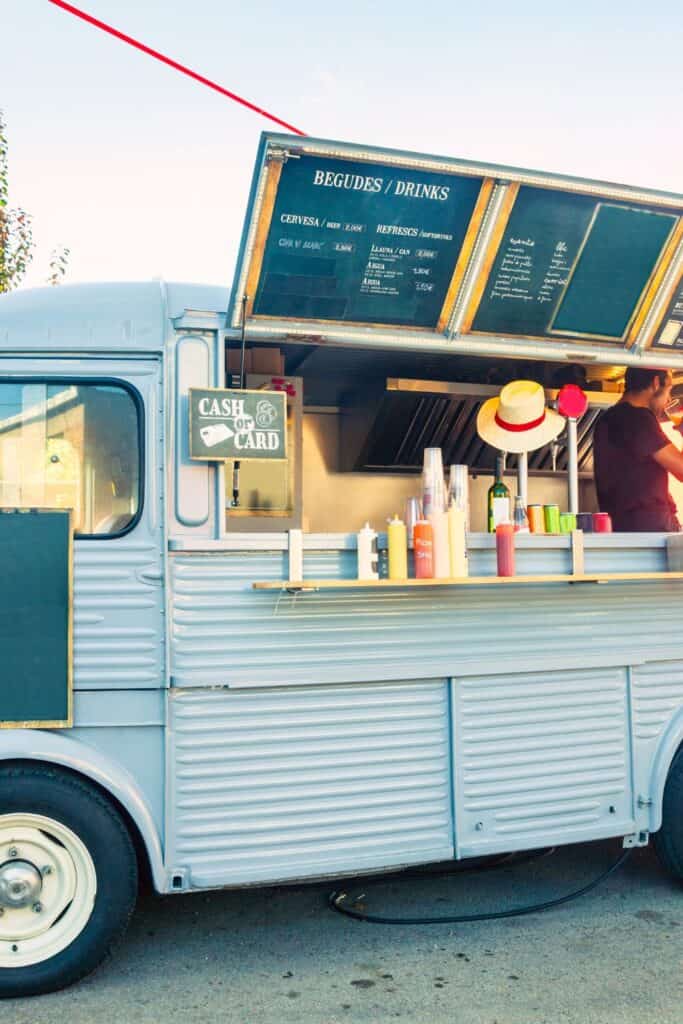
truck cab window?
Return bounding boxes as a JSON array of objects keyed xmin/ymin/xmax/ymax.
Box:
[{"xmin": 0, "ymin": 381, "xmax": 141, "ymax": 537}]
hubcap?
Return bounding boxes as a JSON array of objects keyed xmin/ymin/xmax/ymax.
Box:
[
  {"xmin": 0, "ymin": 860, "xmax": 43, "ymax": 909},
  {"xmin": 0, "ymin": 816, "xmax": 97, "ymax": 968}
]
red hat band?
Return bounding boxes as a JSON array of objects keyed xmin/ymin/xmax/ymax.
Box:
[{"xmin": 494, "ymin": 410, "xmax": 546, "ymax": 433}]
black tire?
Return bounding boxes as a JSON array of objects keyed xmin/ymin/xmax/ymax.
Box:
[
  {"xmin": 653, "ymin": 744, "xmax": 683, "ymax": 883},
  {"xmin": 0, "ymin": 763, "xmax": 138, "ymax": 997}
]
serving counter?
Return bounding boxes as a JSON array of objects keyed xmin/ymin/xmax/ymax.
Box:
[
  {"xmin": 165, "ymin": 529, "xmax": 683, "ymax": 864},
  {"xmin": 168, "ymin": 531, "xmax": 683, "ymax": 689}
]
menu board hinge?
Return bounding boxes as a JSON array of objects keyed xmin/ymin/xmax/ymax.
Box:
[{"xmin": 266, "ymin": 147, "xmax": 300, "ymax": 165}]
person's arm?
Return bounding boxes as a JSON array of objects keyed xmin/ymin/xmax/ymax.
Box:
[{"xmin": 652, "ymin": 443, "xmax": 683, "ymax": 481}]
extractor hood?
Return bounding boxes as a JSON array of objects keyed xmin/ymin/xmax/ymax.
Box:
[{"xmin": 340, "ymin": 378, "xmax": 616, "ymax": 476}]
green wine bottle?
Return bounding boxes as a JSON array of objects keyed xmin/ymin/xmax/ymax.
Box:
[{"xmin": 487, "ymin": 454, "xmax": 511, "ymax": 532}]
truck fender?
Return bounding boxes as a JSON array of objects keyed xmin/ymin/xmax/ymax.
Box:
[
  {"xmin": 647, "ymin": 709, "xmax": 683, "ymax": 833},
  {"xmin": 0, "ymin": 729, "xmax": 166, "ymax": 891}
]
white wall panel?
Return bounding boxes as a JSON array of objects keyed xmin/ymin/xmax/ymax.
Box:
[
  {"xmin": 453, "ymin": 668, "xmax": 634, "ymax": 856},
  {"xmin": 168, "ymin": 682, "xmax": 453, "ymax": 886}
]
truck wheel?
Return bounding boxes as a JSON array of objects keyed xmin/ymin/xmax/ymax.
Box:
[
  {"xmin": 653, "ymin": 745, "xmax": 683, "ymax": 883},
  {"xmin": 0, "ymin": 764, "xmax": 138, "ymax": 997}
]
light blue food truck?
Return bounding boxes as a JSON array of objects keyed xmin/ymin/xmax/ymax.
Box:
[{"xmin": 1, "ymin": 134, "xmax": 683, "ymax": 996}]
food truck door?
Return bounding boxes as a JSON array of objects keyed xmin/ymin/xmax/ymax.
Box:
[{"xmin": 0, "ymin": 357, "xmax": 166, "ymax": 699}]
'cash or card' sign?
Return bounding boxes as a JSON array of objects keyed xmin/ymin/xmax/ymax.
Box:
[{"xmin": 189, "ymin": 388, "xmax": 287, "ymax": 461}]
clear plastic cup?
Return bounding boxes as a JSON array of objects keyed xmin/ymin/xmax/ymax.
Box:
[
  {"xmin": 448, "ymin": 465, "xmax": 468, "ymax": 505},
  {"xmin": 404, "ymin": 497, "xmax": 423, "ymax": 548}
]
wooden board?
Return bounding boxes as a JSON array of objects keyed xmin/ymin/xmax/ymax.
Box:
[
  {"xmin": 253, "ymin": 571, "xmax": 683, "ymax": 591},
  {"xmin": 0, "ymin": 509, "xmax": 72, "ymax": 728}
]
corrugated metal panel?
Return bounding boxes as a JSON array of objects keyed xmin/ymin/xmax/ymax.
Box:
[
  {"xmin": 453, "ymin": 668, "xmax": 634, "ymax": 855},
  {"xmin": 0, "ymin": 281, "xmax": 229, "ymax": 352},
  {"xmin": 583, "ymin": 538, "xmax": 666, "ymax": 574},
  {"xmin": 168, "ymin": 682, "xmax": 453, "ymax": 886},
  {"xmin": 632, "ymin": 661, "xmax": 683, "ymax": 741},
  {"xmin": 74, "ymin": 540, "xmax": 163, "ymax": 689},
  {"xmin": 170, "ymin": 551, "xmax": 683, "ymax": 687},
  {"xmin": 630, "ymin": 661, "xmax": 683, "ymax": 829}
]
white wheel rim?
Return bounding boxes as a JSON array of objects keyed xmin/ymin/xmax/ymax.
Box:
[{"xmin": 0, "ymin": 814, "xmax": 97, "ymax": 968}]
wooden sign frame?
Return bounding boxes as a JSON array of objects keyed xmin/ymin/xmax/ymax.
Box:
[{"xmin": 188, "ymin": 387, "xmax": 288, "ymax": 463}]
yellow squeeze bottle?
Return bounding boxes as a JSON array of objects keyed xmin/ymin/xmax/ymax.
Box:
[{"xmin": 387, "ymin": 514, "xmax": 408, "ymax": 579}]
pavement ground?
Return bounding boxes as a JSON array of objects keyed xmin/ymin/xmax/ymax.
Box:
[{"xmin": 7, "ymin": 838, "xmax": 683, "ymax": 1024}]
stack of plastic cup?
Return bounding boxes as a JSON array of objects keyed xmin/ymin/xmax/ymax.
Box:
[
  {"xmin": 422, "ymin": 448, "xmax": 446, "ymax": 519},
  {"xmin": 404, "ymin": 497, "xmax": 423, "ymax": 549},
  {"xmin": 423, "ymin": 449, "xmax": 449, "ymax": 578},
  {"xmin": 448, "ymin": 464, "xmax": 470, "ymax": 530}
]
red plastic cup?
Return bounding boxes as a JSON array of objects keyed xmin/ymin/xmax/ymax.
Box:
[
  {"xmin": 593, "ymin": 512, "xmax": 612, "ymax": 533},
  {"xmin": 496, "ymin": 523, "xmax": 515, "ymax": 577}
]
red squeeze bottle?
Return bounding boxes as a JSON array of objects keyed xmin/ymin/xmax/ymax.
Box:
[
  {"xmin": 413, "ymin": 519, "xmax": 434, "ymax": 579},
  {"xmin": 496, "ymin": 523, "xmax": 515, "ymax": 577}
]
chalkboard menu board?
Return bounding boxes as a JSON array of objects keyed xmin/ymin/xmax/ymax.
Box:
[
  {"xmin": 653, "ymin": 273, "xmax": 683, "ymax": 348},
  {"xmin": 551, "ymin": 205, "xmax": 677, "ymax": 338},
  {"xmin": 0, "ymin": 510, "xmax": 72, "ymax": 728},
  {"xmin": 472, "ymin": 188, "xmax": 595, "ymax": 337},
  {"xmin": 252, "ymin": 155, "xmax": 484, "ymax": 329},
  {"xmin": 472, "ymin": 186, "xmax": 679, "ymax": 342}
]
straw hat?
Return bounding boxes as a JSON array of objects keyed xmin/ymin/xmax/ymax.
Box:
[{"xmin": 477, "ymin": 380, "xmax": 565, "ymax": 454}]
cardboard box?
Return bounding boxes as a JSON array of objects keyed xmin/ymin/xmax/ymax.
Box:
[
  {"xmin": 226, "ymin": 347, "xmax": 253, "ymax": 374},
  {"xmin": 251, "ymin": 347, "xmax": 285, "ymax": 375}
]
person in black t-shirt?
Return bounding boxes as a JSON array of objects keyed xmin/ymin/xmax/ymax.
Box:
[{"xmin": 593, "ymin": 367, "xmax": 683, "ymax": 532}]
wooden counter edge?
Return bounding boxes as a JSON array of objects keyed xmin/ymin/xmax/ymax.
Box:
[{"xmin": 252, "ymin": 571, "xmax": 683, "ymax": 591}]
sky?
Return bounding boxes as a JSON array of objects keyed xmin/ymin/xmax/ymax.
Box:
[{"xmin": 2, "ymin": 0, "xmax": 682, "ymax": 290}]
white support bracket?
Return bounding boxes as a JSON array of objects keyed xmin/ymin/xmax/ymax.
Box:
[
  {"xmin": 288, "ymin": 529, "xmax": 303, "ymax": 583},
  {"xmin": 623, "ymin": 831, "xmax": 650, "ymax": 848},
  {"xmin": 570, "ymin": 530, "xmax": 585, "ymax": 576}
]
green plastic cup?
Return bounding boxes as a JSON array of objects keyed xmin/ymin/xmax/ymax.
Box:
[
  {"xmin": 559, "ymin": 512, "xmax": 577, "ymax": 533},
  {"xmin": 544, "ymin": 504, "xmax": 560, "ymax": 533}
]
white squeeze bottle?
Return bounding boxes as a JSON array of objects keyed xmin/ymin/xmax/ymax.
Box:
[
  {"xmin": 448, "ymin": 500, "xmax": 468, "ymax": 577},
  {"xmin": 357, "ymin": 523, "xmax": 379, "ymax": 581},
  {"xmin": 387, "ymin": 515, "xmax": 408, "ymax": 580}
]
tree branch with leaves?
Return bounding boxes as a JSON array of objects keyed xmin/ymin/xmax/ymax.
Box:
[
  {"xmin": 48, "ymin": 246, "xmax": 71, "ymax": 287},
  {"xmin": 0, "ymin": 109, "xmax": 35, "ymax": 293}
]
